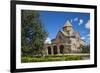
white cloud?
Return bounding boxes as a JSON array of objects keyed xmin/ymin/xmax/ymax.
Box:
[
  {"xmin": 81, "ymin": 34, "xmax": 90, "ymax": 40},
  {"xmin": 44, "ymin": 37, "xmax": 51, "ymax": 44},
  {"xmin": 79, "ymin": 19, "xmax": 83, "ymax": 25},
  {"xmin": 81, "ymin": 33, "xmax": 90, "ymax": 44},
  {"xmin": 74, "ymin": 17, "xmax": 78, "ymax": 21},
  {"xmin": 87, "ymin": 33, "xmax": 90, "ymax": 37},
  {"xmin": 85, "ymin": 20, "xmax": 90, "ymax": 29},
  {"xmin": 81, "ymin": 37, "xmax": 85, "ymax": 40},
  {"xmin": 73, "ymin": 18, "xmax": 83, "ymax": 26},
  {"xmin": 86, "ymin": 34, "xmax": 90, "ymax": 42}
]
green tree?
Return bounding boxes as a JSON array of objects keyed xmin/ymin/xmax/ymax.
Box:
[
  {"xmin": 80, "ymin": 44, "xmax": 90, "ymax": 53},
  {"xmin": 21, "ymin": 10, "xmax": 48, "ymax": 56}
]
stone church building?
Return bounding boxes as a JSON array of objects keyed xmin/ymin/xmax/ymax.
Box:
[{"xmin": 43, "ymin": 21, "xmax": 85, "ymax": 55}]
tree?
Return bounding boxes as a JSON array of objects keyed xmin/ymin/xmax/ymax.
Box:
[
  {"xmin": 21, "ymin": 10, "xmax": 48, "ymax": 56},
  {"xmin": 79, "ymin": 44, "xmax": 90, "ymax": 53}
]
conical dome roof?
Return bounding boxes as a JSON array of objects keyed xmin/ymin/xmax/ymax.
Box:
[{"xmin": 63, "ymin": 20, "xmax": 72, "ymax": 28}]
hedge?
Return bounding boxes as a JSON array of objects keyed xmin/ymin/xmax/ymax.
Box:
[{"xmin": 21, "ymin": 55, "xmax": 83, "ymax": 63}]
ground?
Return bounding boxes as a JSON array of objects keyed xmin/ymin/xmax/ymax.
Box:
[{"xmin": 21, "ymin": 53, "xmax": 90, "ymax": 63}]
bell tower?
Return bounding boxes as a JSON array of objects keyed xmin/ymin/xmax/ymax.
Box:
[{"xmin": 63, "ymin": 20, "xmax": 72, "ymax": 32}]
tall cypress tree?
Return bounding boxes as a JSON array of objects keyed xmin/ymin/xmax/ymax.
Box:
[{"xmin": 21, "ymin": 10, "xmax": 48, "ymax": 56}]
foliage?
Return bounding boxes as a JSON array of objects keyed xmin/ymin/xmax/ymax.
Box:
[
  {"xmin": 21, "ymin": 55, "xmax": 83, "ymax": 63},
  {"xmin": 80, "ymin": 44, "xmax": 90, "ymax": 53},
  {"xmin": 21, "ymin": 10, "xmax": 48, "ymax": 56}
]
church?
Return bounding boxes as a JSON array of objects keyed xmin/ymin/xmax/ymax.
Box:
[{"xmin": 43, "ymin": 21, "xmax": 85, "ymax": 55}]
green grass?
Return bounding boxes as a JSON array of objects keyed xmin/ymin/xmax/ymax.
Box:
[{"xmin": 21, "ymin": 55, "xmax": 85, "ymax": 63}]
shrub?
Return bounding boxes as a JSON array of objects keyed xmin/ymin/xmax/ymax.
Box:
[{"xmin": 21, "ymin": 55, "xmax": 83, "ymax": 63}]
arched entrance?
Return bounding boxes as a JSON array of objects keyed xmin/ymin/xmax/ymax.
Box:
[
  {"xmin": 53, "ymin": 46, "xmax": 58, "ymax": 54},
  {"xmin": 47, "ymin": 46, "xmax": 52, "ymax": 54},
  {"xmin": 59, "ymin": 45, "xmax": 64, "ymax": 54}
]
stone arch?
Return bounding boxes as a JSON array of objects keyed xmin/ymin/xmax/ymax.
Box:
[
  {"xmin": 59, "ymin": 45, "xmax": 64, "ymax": 54},
  {"xmin": 53, "ymin": 45, "xmax": 58, "ymax": 54},
  {"xmin": 47, "ymin": 46, "xmax": 52, "ymax": 55}
]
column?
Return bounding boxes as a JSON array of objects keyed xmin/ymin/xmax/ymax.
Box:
[
  {"xmin": 57, "ymin": 45, "xmax": 60, "ymax": 54},
  {"xmin": 51, "ymin": 46, "xmax": 54, "ymax": 55}
]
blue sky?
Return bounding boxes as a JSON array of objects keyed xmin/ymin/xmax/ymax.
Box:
[{"xmin": 39, "ymin": 11, "xmax": 90, "ymax": 43}]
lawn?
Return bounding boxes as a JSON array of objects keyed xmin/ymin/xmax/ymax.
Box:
[{"xmin": 21, "ymin": 54, "xmax": 89, "ymax": 63}]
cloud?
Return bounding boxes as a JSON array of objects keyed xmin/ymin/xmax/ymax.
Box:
[
  {"xmin": 73, "ymin": 18, "xmax": 83, "ymax": 26},
  {"xmin": 74, "ymin": 17, "xmax": 78, "ymax": 21},
  {"xmin": 85, "ymin": 20, "xmax": 90, "ymax": 29},
  {"xmin": 85, "ymin": 36, "xmax": 90, "ymax": 44},
  {"xmin": 87, "ymin": 33, "xmax": 90, "ymax": 37},
  {"xmin": 82, "ymin": 34, "xmax": 90, "ymax": 39},
  {"xmin": 44, "ymin": 37, "xmax": 51, "ymax": 44},
  {"xmin": 81, "ymin": 37, "xmax": 85, "ymax": 40},
  {"xmin": 79, "ymin": 19, "xmax": 83, "ymax": 25},
  {"xmin": 86, "ymin": 34, "xmax": 90, "ymax": 42},
  {"xmin": 81, "ymin": 33, "xmax": 90, "ymax": 44}
]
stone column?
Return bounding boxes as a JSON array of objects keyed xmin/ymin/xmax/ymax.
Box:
[
  {"xmin": 46, "ymin": 47, "xmax": 48, "ymax": 55},
  {"xmin": 51, "ymin": 46, "xmax": 54, "ymax": 55},
  {"xmin": 57, "ymin": 45, "xmax": 60, "ymax": 54}
]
